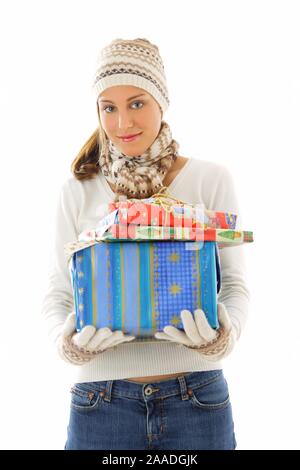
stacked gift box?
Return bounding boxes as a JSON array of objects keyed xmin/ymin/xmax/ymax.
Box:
[{"xmin": 64, "ymin": 192, "xmax": 253, "ymax": 338}]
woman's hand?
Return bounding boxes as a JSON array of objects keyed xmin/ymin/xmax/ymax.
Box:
[
  {"xmin": 154, "ymin": 303, "xmax": 237, "ymax": 361},
  {"xmin": 56, "ymin": 312, "xmax": 136, "ymax": 365}
]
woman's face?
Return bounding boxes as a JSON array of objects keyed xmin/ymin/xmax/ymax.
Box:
[{"xmin": 98, "ymin": 85, "xmax": 163, "ymax": 157}]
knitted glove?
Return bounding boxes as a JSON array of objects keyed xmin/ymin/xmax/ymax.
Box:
[
  {"xmin": 154, "ymin": 303, "xmax": 237, "ymax": 362},
  {"xmin": 56, "ymin": 312, "xmax": 136, "ymax": 365}
]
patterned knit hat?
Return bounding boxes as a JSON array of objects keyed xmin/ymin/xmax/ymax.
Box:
[{"xmin": 92, "ymin": 38, "xmax": 170, "ymax": 113}]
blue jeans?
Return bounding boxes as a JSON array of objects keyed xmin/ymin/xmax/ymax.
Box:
[{"xmin": 64, "ymin": 369, "xmax": 237, "ymax": 450}]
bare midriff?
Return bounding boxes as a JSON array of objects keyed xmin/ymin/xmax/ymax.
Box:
[{"xmin": 124, "ymin": 372, "xmax": 190, "ymax": 383}]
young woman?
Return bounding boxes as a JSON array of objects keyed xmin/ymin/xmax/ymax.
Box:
[{"xmin": 42, "ymin": 38, "xmax": 250, "ymax": 450}]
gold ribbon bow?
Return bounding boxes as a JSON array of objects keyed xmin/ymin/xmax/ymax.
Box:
[{"xmin": 146, "ymin": 186, "xmax": 190, "ymax": 214}]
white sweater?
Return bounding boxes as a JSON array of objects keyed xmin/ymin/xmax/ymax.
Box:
[{"xmin": 41, "ymin": 157, "xmax": 250, "ymax": 383}]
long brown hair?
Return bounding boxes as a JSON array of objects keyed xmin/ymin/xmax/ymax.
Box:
[{"xmin": 71, "ymin": 104, "xmax": 108, "ymax": 181}]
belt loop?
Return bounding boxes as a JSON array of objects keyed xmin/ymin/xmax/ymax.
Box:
[
  {"xmin": 102, "ymin": 380, "xmax": 113, "ymax": 402},
  {"xmin": 178, "ymin": 375, "xmax": 190, "ymax": 401}
]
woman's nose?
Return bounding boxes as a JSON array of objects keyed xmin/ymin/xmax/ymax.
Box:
[{"xmin": 118, "ymin": 111, "xmax": 134, "ymax": 129}]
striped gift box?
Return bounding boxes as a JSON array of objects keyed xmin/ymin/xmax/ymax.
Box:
[{"xmin": 69, "ymin": 240, "xmax": 221, "ymax": 337}]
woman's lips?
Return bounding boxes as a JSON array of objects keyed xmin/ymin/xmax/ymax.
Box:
[{"xmin": 120, "ymin": 132, "xmax": 142, "ymax": 142}]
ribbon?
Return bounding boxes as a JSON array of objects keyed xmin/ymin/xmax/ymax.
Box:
[
  {"xmin": 124, "ymin": 186, "xmax": 193, "ymax": 215},
  {"xmin": 149, "ymin": 187, "xmax": 190, "ymax": 214}
]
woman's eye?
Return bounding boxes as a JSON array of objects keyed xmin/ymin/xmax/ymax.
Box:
[
  {"xmin": 104, "ymin": 105, "xmax": 114, "ymax": 113},
  {"xmin": 131, "ymin": 100, "xmax": 143, "ymax": 109},
  {"xmin": 103, "ymin": 101, "xmax": 144, "ymax": 113}
]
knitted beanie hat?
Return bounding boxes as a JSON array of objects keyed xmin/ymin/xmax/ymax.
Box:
[{"xmin": 92, "ymin": 38, "xmax": 170, "ymax": 114}]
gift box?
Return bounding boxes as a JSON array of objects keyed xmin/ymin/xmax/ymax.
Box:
[
  {"xmin": 66, "ymin": 189, "xmax": 254, "ymax": 338},
  {"xmin": 101, "ymin": 224, "xmax": 253, "ymax": 246},
  {"xmin": 68, "ymin": 240, "xmax": 221, "ymax": 337},
  {"xmin": 107, "ymin": 194, "xmax": 237, "ymax": 229},
  {"xmin": 78, "ymin": 222, "xmax": 253, "ymax": 248}
]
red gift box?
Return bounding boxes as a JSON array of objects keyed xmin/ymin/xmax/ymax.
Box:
[
  {"xmin": 108, "ymin": 201, "xmax": 237, "ymax": 230},
  {"xmin": 108, "ymin": 200, "xmax": 196, "ymax": 227}
]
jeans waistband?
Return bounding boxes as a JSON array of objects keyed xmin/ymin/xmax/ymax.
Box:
[{"xmin": 75, "ymin": 369, "xmax": 223, "ymax": 403}]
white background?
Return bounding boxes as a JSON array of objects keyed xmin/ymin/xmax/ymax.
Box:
[{"xmin": 0, "ymin": 0, "xmax": 299, "ymax": 450}]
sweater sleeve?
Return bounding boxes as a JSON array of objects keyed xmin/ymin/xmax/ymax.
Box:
[
  {"xmin": 41, "ymin": 179, "xmax": 79, "ymax": 346},
  {"xmin": 207, "ymin": 165, "xmax": 251, "ymax": 340}
]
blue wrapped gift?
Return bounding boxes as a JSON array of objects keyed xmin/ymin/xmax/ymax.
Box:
[{"xmin": 69, "ymin": 240, "xmax": 221, "ymax": 337}]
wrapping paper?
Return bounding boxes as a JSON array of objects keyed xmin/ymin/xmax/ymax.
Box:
[
  {"xmin": 107, "ymin": 200, "xmax": 237, "ymax": 229},
  {"xmin": 69, "ymin": 240, "xmax": 221, "ymax": 337},
  {"xmin": 78, "ymin": 224, "xmax": 253, "ymax": 247}
]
